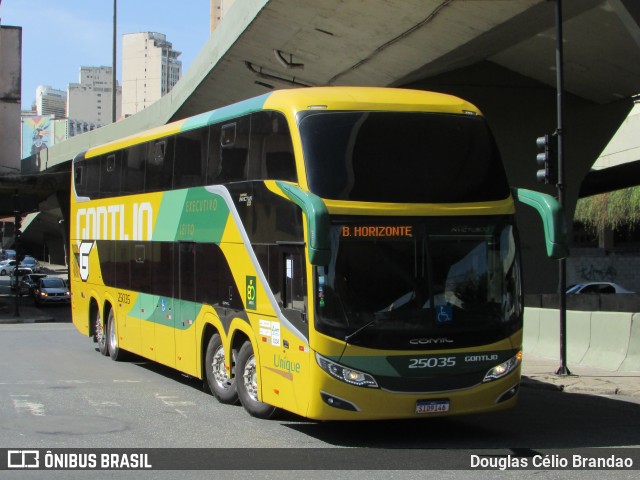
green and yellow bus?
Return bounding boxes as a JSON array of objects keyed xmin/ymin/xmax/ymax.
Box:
[{"xmin": 70, "ymin": 87, "xmax": 565, "ymax": 420}]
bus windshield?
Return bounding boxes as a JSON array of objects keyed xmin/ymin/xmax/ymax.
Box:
[
  {"xmin": 299, "ymin": 111, "xmax": 510, "ymax": 203},
  {"xmin": 315, "ymin": 218, "xmax": 522, "ymax": 349}
]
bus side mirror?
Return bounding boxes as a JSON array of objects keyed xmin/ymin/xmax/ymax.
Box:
[
  {"xmin": 512, "ymin": 188, "xmax": 569, "ymax": 259},
  {"xmin": 277, "ymin": 182, "xmax": 331, "ymax": 266}
]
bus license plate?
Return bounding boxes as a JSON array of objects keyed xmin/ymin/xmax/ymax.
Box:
[{"xmin": 416, "ymin": 399, "xmax": 450, "ymax": 414}]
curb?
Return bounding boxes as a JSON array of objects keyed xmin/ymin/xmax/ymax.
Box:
[{"xmin": 522, "ymin": 374, "xmax": 640, "ymax": 397}]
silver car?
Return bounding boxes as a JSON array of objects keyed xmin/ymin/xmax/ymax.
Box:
[
  {"xmin": 566, "ymin": 282, "xmax": 635, "ymax": 294},
  {"xmin": 21, "ymin": 256, "xmax": 41, "ymax": 273},
  {"xmin": 34, "ymin": 277, "xmax": 71, "ymax": 305}
]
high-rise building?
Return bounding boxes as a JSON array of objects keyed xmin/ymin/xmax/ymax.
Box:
[
  {"xmin": 121, "ymin": 32, "xmax": 182, "ymax": 117},
  {"xmin": 68, "ymin": 66, "xmax": 122, "ymax": 126},
  {"xmin": 35, "ymin": 85, "xmax": 66, "ymax": 118}
]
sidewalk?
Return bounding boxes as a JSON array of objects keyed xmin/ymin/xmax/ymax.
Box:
[
  {"xmin": 0, "ymin": 300, "xmax": 55, "ymax": 324},
  {"xmin": 521, "ymin": 353, "xmax": 640, "ymax": 397}
]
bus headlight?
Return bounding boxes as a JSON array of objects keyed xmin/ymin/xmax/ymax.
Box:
[
  {"xmin": 315, "ymin": 353, "xmax": 379, "ymax": 388},
  {"xmin": 483, "ymin": 351, "xmax": 522, "ymax": 383}
]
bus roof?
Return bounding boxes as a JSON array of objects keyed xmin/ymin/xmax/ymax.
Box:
[{"xmin": 84, "ymin": 87, "xmax": 481, "ymax": 159}]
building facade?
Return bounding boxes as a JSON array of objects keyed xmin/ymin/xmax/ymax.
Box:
[
  {"xmin": 121, "ymin": 32, "xmax": 182, "ymax": 117},
  {"xmin": 68, "ymin": 66, "xmax": 121, "ymax": 125},
  {"xmin": 0, "ymin": 26, "xmax": 22, "ymax": 174},
  {"xmin": 35, "ymin": 85, "xmax": 66, "ymax": 118}
]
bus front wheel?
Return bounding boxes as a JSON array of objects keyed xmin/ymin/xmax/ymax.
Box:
[
  {"xmin": 236, "ymin": 341, "xmax": 277, "ymax": 419},
  {"xmin": 205, "ymin": 333, "xmax": 239, "ymax": 405}
]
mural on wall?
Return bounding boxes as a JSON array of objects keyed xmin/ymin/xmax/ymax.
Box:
[
  {"xmin": 21, "ymin": 115, "xmax": 53, "ymax": 173},
  {"xmin": 52, "ymin": 119, "xmax": 69, "ymax": 145}
]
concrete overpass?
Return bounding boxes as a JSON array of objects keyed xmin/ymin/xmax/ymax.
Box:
[{"xmin": 12, "ymin": 0, "xmax": 640, "ymax": 291}]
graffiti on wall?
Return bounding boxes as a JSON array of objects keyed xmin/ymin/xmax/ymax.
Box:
[{"xmin": 579, "ymin": 265, "xmax": 617, "ymax": 282}]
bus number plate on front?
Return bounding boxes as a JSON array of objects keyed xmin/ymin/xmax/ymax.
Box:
[{"xmin": 416, "ymin": 399, "xmax": 450, "ymax": 414}]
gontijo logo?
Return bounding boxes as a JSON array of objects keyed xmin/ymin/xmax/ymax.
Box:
[{"xmin": 75, "ymin": 202, "xmax": 153, "ymax": 241}]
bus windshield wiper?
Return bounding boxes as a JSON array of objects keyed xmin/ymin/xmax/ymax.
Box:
[{"xmin": 344, "ymin": 318, "xmax": 378, "ymax": 344}]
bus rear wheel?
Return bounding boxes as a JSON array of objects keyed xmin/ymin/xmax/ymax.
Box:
[
  {"xmin": 107, "ymin": 309, "xmax": 127, "ymax": 361},
  {"xmin": 95, "ymin": 309, "xmax": 108, "ymax": 356},
  {"xmin": 205, "ymin": 333, "xmax": 238, "ymax": 404},
  {"xmin": 236, "ymin": 341, "xmax": 277, "ymax": 419}
]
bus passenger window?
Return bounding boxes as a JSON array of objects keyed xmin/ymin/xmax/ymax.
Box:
[
  {"xmin": 100, "ymin": 152, "xmax": 123, "ymax": 195},
  {"xmin": 218, "ymin": 116, "xmax": 250, "ymax": 183},
  {"xmin": 283, "ymin": 250, "xmax": 307, "ymax": 320},
  {"xmin": 123, "ymin": 144, "xmax": 147, "ymax": 194},
  {"xmin": 174, "ymin": 129, "xmax": 207, "ymax": 189},
  {"xmin": 145, "ymin": 138, "xmax": 174, "ymax": 192},
  {"xmin": 250, "ymin": 111, "xmax": 297, "ymax": 182},
  {"xmin": 76, "ymin": 158, "xmax": 100, "ymax": 198},
  {"xmin": 206, "ymin": 124, "xmax": 222, "ymax": 184}
]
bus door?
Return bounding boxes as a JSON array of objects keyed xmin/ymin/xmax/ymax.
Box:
[
  {"xmin": 174, "ymin": 242, "xmax": 198, "ymax": 374},
  {"xmin": 260, "ymin": 245, "xmax": 310, "ymax": 412}
]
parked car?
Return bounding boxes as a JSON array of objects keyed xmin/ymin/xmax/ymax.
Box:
[
  {"xmin": 17, "ymin": 273, "xmax": 48, "ymax": 296},
  {"xmin": 0, "ymin": 259, "xmax": 17, "ymax": 276},
  {"xmin": 566, "ymin": 282, "xmax": 635, "ymax": 294},
  {"xmin": 9, "ymin": 268, "xmax": 34, "ymax": 290},
  {"xmin": 0, "ymin": 249, "xmax": 16, "ymax": 260},
  {"xmin": 21, "ymin": 256, "xmax": 41, "ymax": 273},
  {"xmin": 33, "ymin": 277, "xmax": 71, "ymax": 305}
]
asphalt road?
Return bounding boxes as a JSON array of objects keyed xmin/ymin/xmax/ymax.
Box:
[{"xmin": 1, "ymin": 317, "xmax": 639, "ymax": 478}]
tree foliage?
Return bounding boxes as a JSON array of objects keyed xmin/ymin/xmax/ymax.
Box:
[{"xmin": 574, "ymin": 186, "xmax": 640, "ymax": 232}]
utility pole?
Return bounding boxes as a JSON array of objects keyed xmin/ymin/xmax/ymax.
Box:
[
  {"xmin": 555, "ymin": 0, "xmax": 570, "ymax": 376},
  {"xmin": 12, "ymin": 194, "xmax": 22, "ymax": 317},
  {"xmin": 112, "ymin": 0, "xmax": 117, "ymax": 123}
]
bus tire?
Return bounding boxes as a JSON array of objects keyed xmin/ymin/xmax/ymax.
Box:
[
  {"xmin": 236, "ymin": 341, "xmax": 277, "ymax": 419},
  {"xmin": 107, "ymin": 309, "xmax": 128, "ymax": 361},
  {"xmin": 205, "ymin": 333, "xmax": 238, "ymax": 405},
  {"xmin": 95, "ymin": 308, "xmax": 109, "ymax": 356}
]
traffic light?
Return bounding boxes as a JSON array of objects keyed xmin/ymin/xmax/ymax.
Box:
[
  {"xmin": 14, "ymin": 216, "xmax": 22, "ymax": 240},
  {"xmin": 536, "ymin": 134, "xmax": 557, "ymax": 184}
]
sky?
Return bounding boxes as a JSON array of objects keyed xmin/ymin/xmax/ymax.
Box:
[{"xmin": 1, "ymin": 0, "xmax": 211, "ymax": 109}]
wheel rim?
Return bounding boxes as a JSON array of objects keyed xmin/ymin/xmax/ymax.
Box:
[
  {"xmin": 108, "ymin": 315, "xmax": 117, "ymax": 352},
  {"xmin": 242, "ymin": 355, "xmax": 259, "ymax": 402},
  {"xmin": 211, "ymin": 345, "xmax": 232, "ymax": 389},
  {"xmin": 95, "ymin": 313, "xmax": 105, "ymax": 347}
]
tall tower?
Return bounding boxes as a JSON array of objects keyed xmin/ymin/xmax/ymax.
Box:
[
  {"xmin": 121, "ymin": 32, "xmax": 182, "ymax": 117},
  {"xmin": 35, "ymin": 85, "xmax": 66, "ymax": 118},
  {"xmin": 68, "ymin": 66, "xmax": 121, "ymax": 125}
]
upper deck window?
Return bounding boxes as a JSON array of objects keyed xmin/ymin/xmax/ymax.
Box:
[{"xmin": 299, "ymin": 111, "xmax": 510, "ymax": 203}]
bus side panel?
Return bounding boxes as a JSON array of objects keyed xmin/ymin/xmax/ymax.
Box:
[{"xmin": 220, "ymin": 237, "xmax": 312, "ymax": 417}]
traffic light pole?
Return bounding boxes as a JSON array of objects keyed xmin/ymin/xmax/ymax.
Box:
[{"xmin": 555, "ymin": 0, "xmax": 570, "ymax": 376}]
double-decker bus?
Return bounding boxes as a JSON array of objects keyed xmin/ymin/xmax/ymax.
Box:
[{"xmin": 70, "ymin": 87, "xmax": 566, "ymax": 420}]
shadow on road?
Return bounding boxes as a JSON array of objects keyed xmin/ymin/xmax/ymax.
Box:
[
  {"xmin": 281, "ymin": 384, "xmax": 640, "ymax": 449},
  {"xmin": 123, "ymin": 354, "xmax": 640, "ymax": 449}
]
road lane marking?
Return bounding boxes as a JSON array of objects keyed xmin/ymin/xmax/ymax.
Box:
[{"xmin": 11, "ymin": 395, "xmax": 45, "ymax": 417}]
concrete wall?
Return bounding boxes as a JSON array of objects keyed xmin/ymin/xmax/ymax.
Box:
[
  {"xmin": 524, "ymin": 307, "xmax": 640, "ymax": 372},
  {"xmin": 568, "ymin": 251, "xmax": 640, "ymax": 293},
  {"xmin": 407, "ymin": 61, "xmax": 634, "ymax": 294},
  {"xmin": 0, "ymin": 26, "xmax": 22, "ymax": 173}
]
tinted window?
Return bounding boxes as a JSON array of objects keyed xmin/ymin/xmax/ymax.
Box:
[
  {"xmin": 174, "ymin": 129, "xmax": 207, "ymax": 189},
  {"xmin": 300, "ymin": 111, "xmax": 510, "ymax": 203},
  {"xmin": 249, "ymin": 111, "xmax": 296, "ymax": 182},
  {"xmin": 217, "ymin": 116, "xmax": 250, "ymax": 183},
  {"xmin": 145, "ymin": 138, "xmax": 175, "ymax": 192}
]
